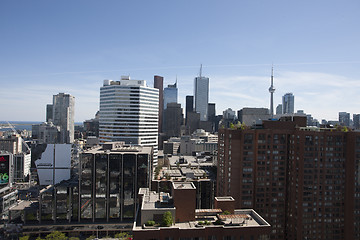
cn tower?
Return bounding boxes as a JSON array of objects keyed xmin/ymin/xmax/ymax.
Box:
[{"xmin": 269, "ymin": 66, "xmax": 275, "ymax": 118}]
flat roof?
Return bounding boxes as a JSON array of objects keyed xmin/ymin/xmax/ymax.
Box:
[
  {"xmin": 172, "ymin": 182, "xmax": 196, "ymax": 190},
  {"xmin": 84, "ymin": 145, "xmax": 152, "ymax": 155},
  {"xmin": 133, "ymin": 209, "xmax": 270, "ymax": 231},
  {"xmin": 9, "ymin": 200, "xmax": 37, "ymax": 211},
  {"xmin": 141, "ymin": 189, "xmax": 174, "ymax": 210},
  {"xmin": 215, "ymin": 196, "xmax": 235, "ymax": 201},
  {"xmin": 168, "ymin": 155, "xmax": 215, "ymax": 167}
]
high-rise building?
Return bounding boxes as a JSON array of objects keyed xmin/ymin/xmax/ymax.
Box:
[
  {"xmin": 222, "ymin": 108, "xmax": 236, "ymax": 120},
  {"xmin": 163, "ymin": 82, "xmax": 178, "ymax": 110},
  {"xmin": 237, "ymin": 107, "xmax": 270, "ymax": 126},
  {"xmin": 339, "ymin": 111, "xmax": 350, "ymax": 126},
  {"xmin": 46, "ymin": 104, "xmax": 53, "ymax": 122},
  {"xmin": 154, "ymin": 75, "xmax": 164, "ymax": 134},
  {"xmin": 353, "ymin": 114, "xmax": 360, "ymax": 129},
  {"xmin": 99, "ymin": 76, "xmax": 159, "ymax": 165},
  {"xmin": 185, "ymin": 95, "xmax": 194, "ymax": 125},
  {"xmin": 282, "ymin": 92, "xmax": 294, "ymax": 114},
  {"xmin": 218, "ymin": 116, "xmax": 360, "ymax": 240},
  {"xmin": 208, "ymin": 103, "xmax": 216, "ymax": 120},
  {"xmin": 52, "ymin": 93, "xmax": 75, "ymax": 144},
  {"xmin": 276, "ymin": 104, "xmax": 282, "ymax": 115},
  {"xmin": 194, "ymin": 76, "xmax": 209, "ymax": 121},
  {"xmin": 163, "ymin": 103, "xmax": 183, "ymax": 138}
]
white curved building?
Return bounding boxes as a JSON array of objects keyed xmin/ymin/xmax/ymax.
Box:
[{"xmin": 99, "ymin": 76, "xmax": 159, "ymax": 165}]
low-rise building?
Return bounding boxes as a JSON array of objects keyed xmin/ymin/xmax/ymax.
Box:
[{"xmin": 133, "ymin": 183, "xmax": 271, "ymax": 240}]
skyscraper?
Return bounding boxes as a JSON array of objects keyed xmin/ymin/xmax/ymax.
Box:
[
  {"xmin": 339, "ymin": 111, "xmax": 350, "ymax": 126},
  {"xmin": 52, "ymin": 93, "xmax": 75, "ymax": 143},
  {"xmin": 353, "ymin": 114, "xmax": 360, "ymax": 129},
  {"xmin": 276, "ymin": 104, "xmax": 282, "ymax": 115},
  {"xmin": 194, "ymin": 74, "xmax": 209, "ymax": 121},
  {"xmin": 154, "ymin": 75, "xmax": 164, "ymax": 134},
  {"xmin": 163, "ymin": 103, "xmax": 183, "ymax": 137},
  {"xmin": 207, "ymin": 103, "xmax": 216, "ymax": 120},
  {"xmin": 46, "ymin": 104, "xmax": 53, "ymax": 122},
  {"xmin": 99, "ymin": 76, "xmax": 159, "ymax": 165},
  {"xmin": 185, "ymin": 95, "xmax": 194, "ymax": 125},
  {"xmin": 282, "ymin": 92, "xmax": 294, "ymax": 114},
  {"xmin": 163, "ymin": 82, "xmax": 178, "ymax": 110}
]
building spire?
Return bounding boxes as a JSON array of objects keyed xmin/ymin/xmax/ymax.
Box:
[
  {"xmin": 199, "ymin": 64, "xmax": 202, "ymax": 78},
  {"xmin": 269, "ymin": 65, "xmax": 275, "ymax": 118}
]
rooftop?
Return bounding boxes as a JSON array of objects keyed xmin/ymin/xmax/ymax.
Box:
[
  {"xmin": 167, "ymin": 155, "xmax": 214, "ymax": 167},
  {"xmin": 84, "ymin": 143, "xmax": 152, "ymax": 155},
  {"xmin": 141, "ymin": 189, "xmax": 174, "ymax": 210},
  {"xmin": 172, "ymin": 182, "xmax": 196, "ymax": 190},
  {"xmin": 134, "ymin": 188, "xmax": 270, "ymax": 234},
  {"xmin": 215, "ymin": 196, "xmax": 235, "ymax": 202}
]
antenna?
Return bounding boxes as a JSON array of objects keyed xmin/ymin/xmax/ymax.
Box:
[
  {"xmin": 199, "ymin": 64, "xmax": 202, "ymax": 78},
  {"xmin": 6, "ymin": 121, "xmax": 31, "ymax": 153},
  {"xmin": 268, "ymin": 65, "xmax": 275, "ymax": 118},
  {"xmin": 271, "ymin": 65, "xmax": 274, "ymax": 85}
]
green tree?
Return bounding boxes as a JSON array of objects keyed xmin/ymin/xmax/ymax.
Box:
[
  {"xmin": 45, "ymin": 231, "xmax": 67, "ymax": 240},
  {"xmin": 222, "ymin": 210, "xmax": 231, "ymax": 215},
  {"xmin": 165, "ymin": 173, "xmax": 171, "ymax": 180},
  {"xmin": 161, "ymin": 211, "xmax": 173, "ymax": 227},
  {"xmin": 19, "ymin": 236, "xmax": 30, "ymax": 240},
  {"xmin": 85, "ymin": 235, "xmax": 96, "ymax": 240},
  {"xmin": 145, "ymin": 220, "xmax": 155, "ymax": 226},
  {"xmin": 114, "ymin": 232, "xmax": 132, "ymax": 239},
  {"xmin": 154, "ymin": 165, "xmax": 162, "ymax": 179},
  {"xmin": 35, "ymin": 237, "xmax": 44, "ymax": 240},
  {"xmin": 69, "ymin": 237, "xmax": 80, "ymax": 240}
]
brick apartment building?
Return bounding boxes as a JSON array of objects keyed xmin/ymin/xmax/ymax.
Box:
[{"xmin": 217, "ymin": 116, "xmax": 360, "ymax": 240}]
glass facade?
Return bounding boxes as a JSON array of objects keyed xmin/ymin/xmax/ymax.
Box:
[
  {"xmin": 123, "ymin": 154, "xmax": 136, "ymax": 219},
  {"xmin": 95, "ymin": 154, "xmax": 107, "ymax": 220},
  {"xmin": 80, "ymin": 153, "xmax": 93, "ymax": 221},
  {"xmin": 35, "ymin": 149, "xmax": 150, "ymax": 224},
  {"xmin": 109, "ymin": 153, "xmax": 121, "ymax": 220},
  {"xmin": 56, "ymin": 186, "xmax": 68, "ymax": 222},
  {"xmin": 163, "ymin": 83, "xmax": 178, "ymax": 110},
  {"xmin": 40, "ymin": 188, "xmax": 54, "ymax": 222},
  {"xmin": 79, "ymin": 151, "xmax": 150, "ymax": 222}
]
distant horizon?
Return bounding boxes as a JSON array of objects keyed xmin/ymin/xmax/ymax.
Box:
[
  {"xmin": 0, "ymin": 121, "xmax": 84, "ymax": 125},
  {"xmin": 1, "ymin": 1, "xmax": 359, "ymax": 122}
]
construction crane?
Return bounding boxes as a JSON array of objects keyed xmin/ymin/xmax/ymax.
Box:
[
  {"xmin": 6, "ymin": 121, "xmax": 31, "ymax": 153},
  {"xmin": 6, "ymin": 121, "xmax": 34, "ymax": 187}
]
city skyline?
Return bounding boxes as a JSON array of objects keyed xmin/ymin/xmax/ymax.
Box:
[{"xmin": 1, "ymin": 1, "xmax": 360, "ymax": 122}]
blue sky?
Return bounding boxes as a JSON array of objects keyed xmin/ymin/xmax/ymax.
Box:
[{"xmin": 1, "ymin": 0, "xmax": 360, "ymax": 122}]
